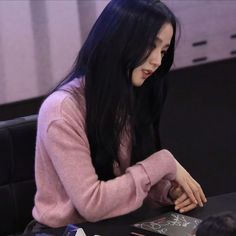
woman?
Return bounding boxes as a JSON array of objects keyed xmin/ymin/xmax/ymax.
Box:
[{"xmin": 30, "ymin": 0, "xmax": 207, "ymax": 230}]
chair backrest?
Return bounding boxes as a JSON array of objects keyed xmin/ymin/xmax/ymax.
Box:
[{"xmin": 0, "ymin": 115, "xmax": 37, "ymax": 235}]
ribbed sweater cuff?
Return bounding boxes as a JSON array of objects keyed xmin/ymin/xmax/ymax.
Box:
[{"xmin": 138, "ymin": 149, "xmax": 177, "ymax": 186}]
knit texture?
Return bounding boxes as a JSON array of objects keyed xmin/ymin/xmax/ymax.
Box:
[{"xmin": 32, "ymin": 78, "xmax": 177, "ymax": 227}]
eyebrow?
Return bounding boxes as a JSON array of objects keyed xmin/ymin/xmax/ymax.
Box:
[{"xmin": 156, "ymin": 36, "xmax": 170, "ymax": 48}]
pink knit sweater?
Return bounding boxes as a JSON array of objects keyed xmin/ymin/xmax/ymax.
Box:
[{"xmin": 32, "ymin": 78, "xmax": 177, "ymax": 227}]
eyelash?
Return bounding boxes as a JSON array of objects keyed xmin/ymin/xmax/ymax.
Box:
[
  {"xmin": 161, "ymin": 50, "xmax": 167, "ymax": 57},
  {"xmin": 150, "ymin": 43, "xmax": 167, "ymax": 57},
  {"xmin": 151, "ymin": 43, "xmax": 157, "ymax": 49}
]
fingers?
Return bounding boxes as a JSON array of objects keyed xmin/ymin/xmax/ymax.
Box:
[
  {"xmin": 175, "ymin": 161, "xmax": 207, "ymax": 207},
  {"xmin": 175, "ymin": 196, "xmax": 191, "ymax": 210},
  {"xmin": 186, "ymin": 177, "xmax": 207, "ymax": 207},
  {"xmin": 174, "ymin": 194, "xmax": 197, "ymax": 213},
  {"xmin": 175, "ymin": 192, "xmax": 188, "ymax": 205},
  {"xmin": 192, "ymin": 178, "xmax": 207, "ymax": 204},
  {"xmin": 175, "ymin": 161, "xmax": 198, "ymax": 204},
  {"xmin": 180, "ymin": 181, "xmax": 198, "ymax": 205},
  {"xmin": 176, "ymin": 200, "xmax": 197, "ymax": 213},
  {"xmin": 188, "ymin": 181, "xmax": 203, "ymax": 207}
]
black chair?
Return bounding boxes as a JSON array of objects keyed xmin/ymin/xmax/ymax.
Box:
[{"xmin": 0, "ymin": 115, "xmax": 37, "ymax": 235}]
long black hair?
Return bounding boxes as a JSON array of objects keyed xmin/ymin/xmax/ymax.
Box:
[{"xmin": 59, "ymin": 0, "xmax": 177, "ymax": 180}]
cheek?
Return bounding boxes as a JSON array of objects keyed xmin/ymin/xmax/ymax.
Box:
[
  {"xmin": 133, "ymin": 66, "xmax": 141, "ymax": 75},
  {"xmin": 131, "ymin": 68, "xmax": 139, "ymax": 80},
  {"xmin": 131, "ymin": 68, "xmax": 144, "ymax": 87}
]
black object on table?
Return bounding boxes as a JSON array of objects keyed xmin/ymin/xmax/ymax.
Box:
[{"xmin": 24, "ymin": 192, "xmax": 236, "ymax": 236}]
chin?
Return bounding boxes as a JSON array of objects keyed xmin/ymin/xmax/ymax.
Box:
[
  {"xmin": 133, "ymin": 81, "xmax": 144, "ymax": 87},
  {"xmin": 132, "ymin": 78, "xmax": 145, "ymax": 87}
]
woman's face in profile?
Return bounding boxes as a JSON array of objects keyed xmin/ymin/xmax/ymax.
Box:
[{"xmin": 131, "ymin": 23, "xmax": 173, "ymax": 87}]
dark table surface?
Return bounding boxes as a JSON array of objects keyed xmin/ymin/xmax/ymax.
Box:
[{"xmin": 25, "ymin": 192, "xmax": 236, "ymax": 236}]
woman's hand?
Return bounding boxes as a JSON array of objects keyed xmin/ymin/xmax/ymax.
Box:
[
  {"xmin": 174, "ymin": 160, "xmax": 207, "ymax": 207},
  {"xmin": 169, "ymin": 183, "xmax": 198, "ymax": 213}
]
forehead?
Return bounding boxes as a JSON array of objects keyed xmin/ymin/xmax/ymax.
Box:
[{"xmin": 156, "ymin": 23, "xmax": 173, "ymax": 46}]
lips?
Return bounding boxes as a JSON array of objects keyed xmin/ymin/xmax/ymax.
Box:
[{"xmin": 142, "ymin": 69, "xmax": 153, "ymax": 80}]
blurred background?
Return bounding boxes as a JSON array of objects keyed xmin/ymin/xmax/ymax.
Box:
[
  {"xmin": 0, "ymin": 0, "xmax": 235, "ymax": 117},
  {"xmin": 0, "ymin": 0, "xmax": 236, "ymax": 196}
]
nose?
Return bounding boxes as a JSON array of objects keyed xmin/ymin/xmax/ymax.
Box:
[{"xmin": 149, "ymin": 50, "xmax": 162, "ymax": 68}]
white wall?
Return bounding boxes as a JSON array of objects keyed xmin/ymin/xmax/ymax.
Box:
[
  {"xmin": 0, "ymin": 0, "xmax": 80, "ymax": 104},
  {"xmin": 164, "ymin": 0, "xmax": 236, "ymax": 69},
  {"xmin": 0, "ymin": 0, "xmax": 235, "ymax": 104}
]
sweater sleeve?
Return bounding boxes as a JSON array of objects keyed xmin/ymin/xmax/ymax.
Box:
[
  {"xmin": 38, "ymin": 88, "xmax": 176, "ymax": 222},
  {"xmin": 42, "ymin": 116, "xmax": 176, "ymax": 222}
]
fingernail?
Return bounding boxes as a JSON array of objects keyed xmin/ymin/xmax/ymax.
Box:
[
  {"xmin": 180, "ymin": 209, "xmax": 184, "ymax": 213},
  {"xmin": 175, "ymin": 206, "xmax": 179, "ymax": 210}
]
